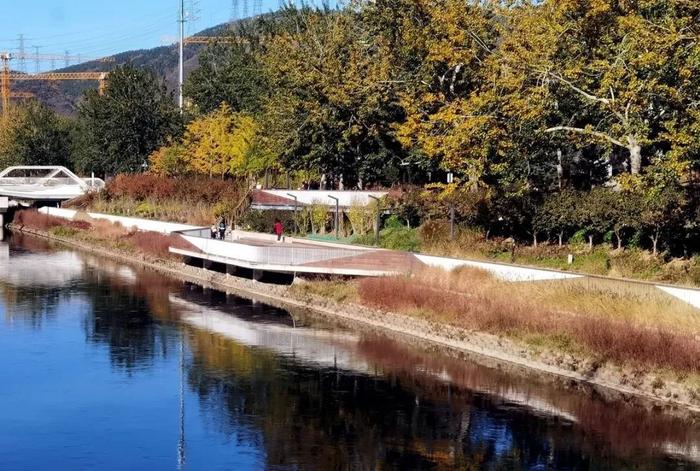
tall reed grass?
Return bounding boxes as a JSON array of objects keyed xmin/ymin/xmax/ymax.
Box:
[{"xmin": 358, "ymin": 268, "xmax": 700, "ymax": 374}]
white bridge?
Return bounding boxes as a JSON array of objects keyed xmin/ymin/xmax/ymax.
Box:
[{"xmin": 0, "ymin": 166, "xmax": 104, "ymax": 202}]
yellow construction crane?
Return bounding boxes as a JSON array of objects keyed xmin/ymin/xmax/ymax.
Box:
[
  {"xmin": 183, "ymin": 36, "xmax": 245, "ymax": 45},
  {"xmin": 0, "ymin": 52, "xmax": 113, "ymax": 115}
]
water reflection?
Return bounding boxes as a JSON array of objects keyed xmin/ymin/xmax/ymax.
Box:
[{"xmin": 1, "ymin": 234, "xmax": 698, "ymax": 470}]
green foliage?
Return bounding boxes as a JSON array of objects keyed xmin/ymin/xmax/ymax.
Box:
[
  {"xmin": 380, "ymin": 226, "xmax": 420, "ymax": 251},
  {"xmin": 239, "ymin": 209, "xmax": 296, "ymax": 234},
  {"xmin": 259, "ymin": 8, "xmax": 407, "ymax": 187},
  {"xmin": 73, "ymin": 65, "xmax": 181, "ymax": 176},
  {"xmin": 0, "ymin": 101, "xmax": 72, "ymax": 168},
  {"xmin": 184, "ymin": 41, "xmax": 267, "ymax": 115}
]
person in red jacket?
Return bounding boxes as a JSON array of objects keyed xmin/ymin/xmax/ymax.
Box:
[{"xmin": 274, "ymin": 219, "xmax": 283, "ymax": 242}]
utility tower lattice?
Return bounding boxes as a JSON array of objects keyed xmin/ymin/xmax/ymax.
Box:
[
  {"xmin": 252, "ymin": 0, "xmax": 262, "ymax": 17},
  {"xmin": 18, "ymin": 34, "xmax": 26, "ymax": 73},
  {"xmin": 231, "ymin": 0, "xmax": 240, "ymax": 21},
  {"xmin": 32, "ymin": 46, "xmax": 42, "ymax": 73}
]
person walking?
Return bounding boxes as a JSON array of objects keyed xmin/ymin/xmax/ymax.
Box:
[
  {"xmin": 218, "ymin": 220, "xmax": 226, "ymax": 240},
  {"xmin": 274, "ymin": 219, "xmax": 284, "ymax": 242},
  {"xmin": 210, "ymin": 224, "xmax": 217, "ymax": 239}
]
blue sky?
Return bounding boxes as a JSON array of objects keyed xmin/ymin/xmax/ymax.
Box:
[{"xmin": 0, "ymin": 0, "xmax": 285, "ymax": 71}]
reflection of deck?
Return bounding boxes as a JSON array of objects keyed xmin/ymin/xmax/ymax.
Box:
[{"xmin": 172, "ymin": 229, "xmax": 424, "ymax": 277}]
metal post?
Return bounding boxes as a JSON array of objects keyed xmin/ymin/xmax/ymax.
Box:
[
  {"xmin": 368, "ymin": 195, "xmax": 380, "ymax": 246},
  {"xmin": 178, "ymin": 0, "xmax": 185, "ymax": 113},
  {"xmin": 328, "ymin": 195, "xmax": 339, "ymax": 239},
  {"xmin": 287, "ymin": 193, "xmax": 298, "ymax": 235}
]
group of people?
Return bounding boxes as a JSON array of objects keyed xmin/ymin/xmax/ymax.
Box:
[
  {"xmin": 210, "ymin": 220, "xmax": 227, "ymax": 240},
  {"xmin": 209, "ymin": 219, "xmax": 284, "ymax": 241}
]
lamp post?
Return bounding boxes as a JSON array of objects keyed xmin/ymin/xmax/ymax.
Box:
[
  {"xmin": 328, "ymin": 195, "xmax": 339, "ymax": 240},
  {"xmin": 286, "ymin": 193, "xmax": 298, "ymax": 235},
  {"xmin": 368, "ymin": 195, "xmax": 381, "ymax": 246}
]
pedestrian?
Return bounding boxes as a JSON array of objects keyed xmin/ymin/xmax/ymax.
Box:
[
  {"xmin": 210, "ymin": 224, "xmax": 217, "ymax": 239},
  {"xmin": 274, "ymin": 218, "xmax": 283, "ymax": 242},
  {"xmin": 218, "ymin": 219, "xmax": 226, "ymax": 240}
]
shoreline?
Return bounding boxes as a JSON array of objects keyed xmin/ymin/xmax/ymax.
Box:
[{"xmin": 8, "ymin": 224, "xmax": 700, "ymax": 414}]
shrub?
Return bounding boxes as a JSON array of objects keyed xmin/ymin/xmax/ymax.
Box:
[
  {"xmin": 418, "ymin": 219, "xmax": 450, "ymax": 245},
  {"xmin": 239, "ymin": 209, "xmax": 296, "ymax": 234},
  {"xmin": 380, "ymin": 225, "xmax": 420, "ymax": 251}
]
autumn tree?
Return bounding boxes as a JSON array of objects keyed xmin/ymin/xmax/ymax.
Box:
[
  {"xmin": 508, "ymin": 0, "xmax": 700, "ymax": 176},
  {"xmin": 260, "ymin": 8, "xmax": 406, "ymax": 189},
  {"xmin": 178, "ymin": 103, "xmax": 270, "ymax": 178}
]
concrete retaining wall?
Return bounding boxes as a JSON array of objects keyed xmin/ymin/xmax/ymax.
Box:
[{"xmin": 415, "ymin": 253, "xmax": 583, "ymax": 282}]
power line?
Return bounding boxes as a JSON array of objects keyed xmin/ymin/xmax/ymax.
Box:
[{"xmin": 18, "ymin": 34, "xmax": 25, "ymax": 72}]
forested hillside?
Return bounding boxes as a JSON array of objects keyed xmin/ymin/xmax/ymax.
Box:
[{"xmin": 10, "ymin": 21, "xmax": 235, "ymax": 114}]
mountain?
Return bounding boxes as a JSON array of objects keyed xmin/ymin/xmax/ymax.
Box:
[{"xmin": 11, "ymin": 22, "xmax": 235, "ymax": 115}]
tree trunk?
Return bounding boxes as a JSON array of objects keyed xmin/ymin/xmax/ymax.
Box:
[
  {"xmin": 588, "ymin": 234, "xmax": 594, "ymax": 250},
  {"xmin": 556, "ymin": 148, "xmax": 563, "ymax": 190},
  {"xmin": 558, "ymin": 231, "xmax": 564, "ymax": 247},
  {"xmin": 533, "ymin": 233, "xmax": 538, "ymax": 247},
  {"xmin": 650, "ymin": 232, "xmax": 659, "ymax": 256},
  {"xmin": 615, "ymin": 231, "xmax": 623, "ymax": 250},
  {"xmin": 628, "ymin": 136, "xmax": 642, "ymax": 175}
]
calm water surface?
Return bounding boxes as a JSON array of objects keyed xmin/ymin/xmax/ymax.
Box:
[{"xmin": 1, "ymin": 233, "xmax": 699, "ymax": 470}]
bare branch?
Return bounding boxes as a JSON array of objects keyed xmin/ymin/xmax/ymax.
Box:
[
  {"xmin": 547, "ymin": 72, "xmax": 611, "ymax": 105},
  {"xmin": 545, "ymin": 126, "xmax": 626, "ymax": 148}
]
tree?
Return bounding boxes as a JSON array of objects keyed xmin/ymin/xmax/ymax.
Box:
[
  {"xmin": 179, "ymin": 103, "xmax": 269, "ymax": 178},
  {"xmin": 149, "ymin": 142, "xmax": 187, "ymax": 177},
  {"xmin": 579, "ymin": 188, "xmax": 615, "ymax": 249},
  {"xmin": 184, "ymin": 40, "xmax": 267, "ymax": 115},
  {"xmin": 73, "ymin": 65, "xmax": 181, "ymax": 176},
  {"xmin": 260, "ymin": 8, "xmax": 406, "ymax": 188},
  {"xmin": 0, "ymin": 102, "xmax": 72, "ymax": 168},
  {"xmin": 514, "ymin": 0, "xmax": 700, "ymax": 176},
  {"xmin": 636, "ymin": 168, "xmax": 687, "ymax": 256},
  {"xmin": 535, "ymin": 190, "xmax": 581, "ymax": 247}
]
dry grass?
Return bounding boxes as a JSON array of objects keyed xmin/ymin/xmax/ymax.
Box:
[
  {"xmin": 290, "ymin": 277, "xmax": 358, "ymax": 303},
  {"xmin": 67, "ymin": 174, "xmax": 248, "ymax": 226},
  {"xmin": 14, "ymin": 210, "xmax": 89, "ymax": 231},
  {"xmin": 14, "ymin": 209, "xmax": 197, "ymax": 261},
  {"xmin": 357, "ymin": 267, "xmax": 700, "ymax": 375}
]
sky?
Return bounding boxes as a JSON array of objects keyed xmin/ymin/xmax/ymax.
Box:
[{"xmin": 0, "ymin": 0, "xmax": 285, "ymax": 72}]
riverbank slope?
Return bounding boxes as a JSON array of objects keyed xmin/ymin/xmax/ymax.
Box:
[{"xmin": 7, "ymin": 216, "xmax": 700, "ymax": 413}]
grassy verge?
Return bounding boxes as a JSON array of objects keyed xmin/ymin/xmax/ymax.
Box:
[
  {"xmin": 293, "ymin": 267, "xmax": 700, "ymax": 383},
  {"xmin": 13, "ymin": 209, "xmax": 195, "ymax": 261},
  {"xmin": 352, "ymin": 222, "xmax": 700, "ymax": 287}
]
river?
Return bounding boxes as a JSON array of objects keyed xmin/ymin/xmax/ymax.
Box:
[{"xmin": 1, "ymin": 233, "xmax": 699, "ymax": 470}]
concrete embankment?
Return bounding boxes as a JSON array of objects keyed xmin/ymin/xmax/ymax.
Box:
[{"xmin": 9, "ymin": 219, "xmax": 700, "ymax": 414}]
